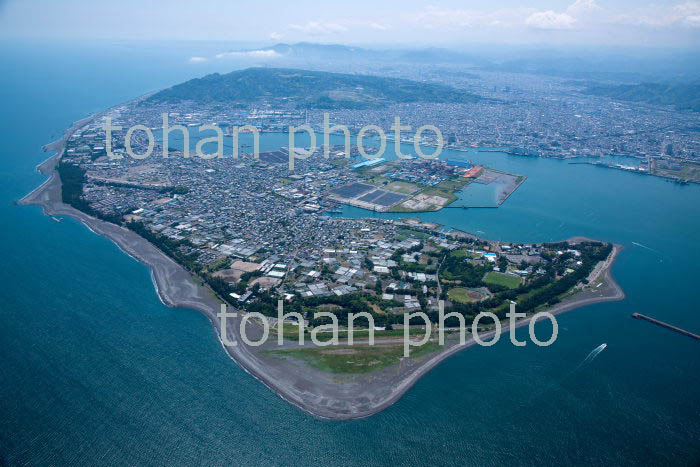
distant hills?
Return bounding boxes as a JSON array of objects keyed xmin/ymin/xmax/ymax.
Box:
[
  {"xmin": 148, "ymin": 67, "xmax": 484, "ymax": 109},
  {"xmin": 581, "ymin": 82, "xmax": 700, "ymax": 112},
  {"xmin": 219, "ymin": 42, "xmax": 700, "ymax": 82},
  {"xmin": 257, "ymin": 42, "xmax": 487, "ymax": 66}
]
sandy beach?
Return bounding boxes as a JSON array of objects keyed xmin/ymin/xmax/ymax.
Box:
[{"xmin": 19, "ymin": 118, "xmax": 625, "ymax": 420}]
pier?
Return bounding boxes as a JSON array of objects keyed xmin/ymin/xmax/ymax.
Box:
[{"xmin": 632, "ymin": 313, "xmax": 700, "ymax": 340}]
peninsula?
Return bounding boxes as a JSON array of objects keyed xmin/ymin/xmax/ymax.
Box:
[{"xmin": 20, "ymin": 69, "xmax": 625, "ymax": 419}]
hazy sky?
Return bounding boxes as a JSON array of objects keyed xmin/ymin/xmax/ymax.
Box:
[{"xmin": 1, "ymin": 0, "xmax": 699, "ymax": 47}]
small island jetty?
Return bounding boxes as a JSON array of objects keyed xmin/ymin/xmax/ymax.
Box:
[{"xmin": 632, "ymin": 313, "xmax": 700, "ymax": 340}]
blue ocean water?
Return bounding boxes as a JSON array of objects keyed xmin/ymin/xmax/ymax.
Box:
[{"xmin": 0, "ymin": 41, "xmax": 699, "ymax": 466}]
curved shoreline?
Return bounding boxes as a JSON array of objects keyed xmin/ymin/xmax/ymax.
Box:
[{"xmin": 19, "ymin": 120, "xmax": 626, "ymax": 420}]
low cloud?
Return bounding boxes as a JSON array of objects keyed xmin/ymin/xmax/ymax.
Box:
[
  {"xmin": 612, "ymin": 1, "xmax": 700, "ymax": 28},
  {"xmin": 188, "ymin": 56, "xmax": 208, "ymax": 63},
  {"xmin": 526, "ymin": 10, "xmax": 576, "ymax": 30},
  {"xmin": 369, "ymin": 22, "xmax": 391, "ymax": 31},
  {"xmin": 567, "ymin": 0, "xmax": 602, "ymax": 17},
  {"xmin": 215, "ymin": 49, "xmax": 281, "ymax": 59},
  {"xmin": 675, "ymin": 1, "xmax": 700, "ymax": 27},
  {"xmin": 289, "ymin": 21, "xmax": 347, "ymax": 35},
  {"xmin": 404, "ymin": 5, "xmax": 530, "ymax": 29},
  {"xmin": 284, "ymin": 20, "xmax": 391, "ymax": 36}
]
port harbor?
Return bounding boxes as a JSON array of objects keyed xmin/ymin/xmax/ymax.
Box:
[
  {"xmin": 632, "ymin": 313, "xmax": 700, "ymax": 340},
  {"xmin": 329, "ymin": 158, "xmax": 525, "ymax": 212},
  {"xmin": 146, "ymin": 137, "xmax": 525, "ymax": 214},
  {"xmin": 569, "ymin": 159, "xmax": 697, "ymax": 185}
]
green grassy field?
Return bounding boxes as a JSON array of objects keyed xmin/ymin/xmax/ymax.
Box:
[
  {"xmin": 451, "ymin": 248, "xmax": 467, "ymax": 258},
  {"xmin": 267, "ymin": 341, "xmax": 441, "ymax": 374},
  {"xmin": 451, "ymin": 248, "xmax": 478, "ymax": 259},
  {"xmin": 385, "ymin": 181, "xmax": 420, "ymax": 194},
  {"xmin": 447, "ymin": 287, "xmax": 477, "ymax": 304},
  {"xmin": 270, "ymin": 322, "xmax": 308, "ymax": 339},
  {"xmin": 435, "ymin": 177, "xmax": 471, "ymax": 192},
  {"xmin": 483, "ymin": 271, "xmax": 521, "ymax": 289},
  {"xmin": 205, "ymin": 257, "xmax": 230, "ymax": 272},
  {"xmin": 419, "ymin": 187, "xmax": 457, "ymax": 205}
]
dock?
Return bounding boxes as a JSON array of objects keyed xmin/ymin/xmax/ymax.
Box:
[{"xmin": 632, "ymin": 313, "xmax": 699, "ymax": 340}]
